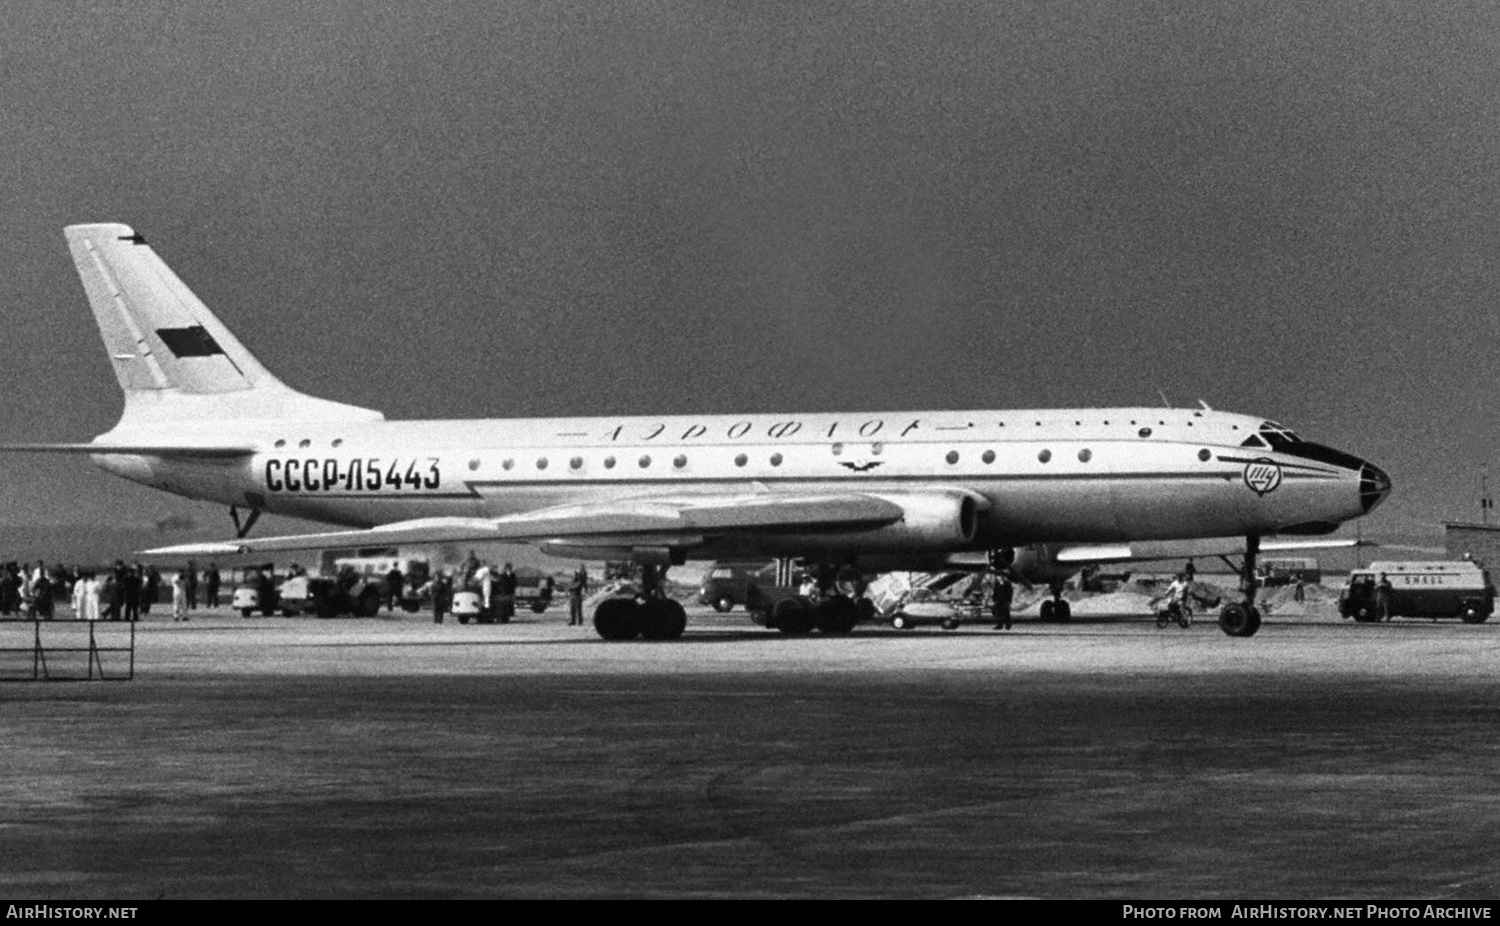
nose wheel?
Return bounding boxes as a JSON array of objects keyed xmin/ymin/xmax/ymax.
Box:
[{"xmin": 1038, "ymin": 581, "xmax": 1071, "ymax": 622}]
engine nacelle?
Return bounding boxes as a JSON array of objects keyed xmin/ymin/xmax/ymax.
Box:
[
  {"xmin": 869, "ymin": 491, "xmax": 982, "ymax": 549},
  {"xmin": 750, "ymin": 490, "xmax": 984, "ymax": 556}
]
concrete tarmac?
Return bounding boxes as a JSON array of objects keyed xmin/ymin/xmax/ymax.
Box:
[{"xmin": 1, "ymin": 604, "xmax": 1496, "ymax": 899}]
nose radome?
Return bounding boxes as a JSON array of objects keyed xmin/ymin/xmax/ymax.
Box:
[{"xmin": 1360, "ymin": 463, "xmax": 1392, "ymax": 514}]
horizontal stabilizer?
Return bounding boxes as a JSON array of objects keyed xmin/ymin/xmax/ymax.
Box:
[
  {"xmin": 0, "ymin": 442, "xmax": 256, "ymax": 459},
  {"xmin": 140, "ymin": 492, "xmax": 908, "ymax": 558}
]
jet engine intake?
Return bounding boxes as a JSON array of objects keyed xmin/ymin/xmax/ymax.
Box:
[{"xmin": 822, "ymin": 490, "xmax": 984, "ymax": 554}]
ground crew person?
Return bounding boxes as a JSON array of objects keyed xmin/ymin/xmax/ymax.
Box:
[
  {"xmin": 1377, "ymin": 573, "xmax": 1394, "ymax": 621},
  {"xmin": 991, "ymin": 569, "xmax": 1014, "ymax": 630},
  {"xmin": 568, "ymin": 565, "xmax": 588, "ymax": 626},
  {"xmin": 496, "ymin": 563, "xmax": 518, "ymax": 623},
  {"xmin": 432, "ymin": 572, "xmax": 452, "ymax": 624}
]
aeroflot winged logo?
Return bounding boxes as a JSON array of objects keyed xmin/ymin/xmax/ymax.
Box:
[{"xmin": 1243, "ymin": 458, "xmax": 1283, "ymax": 496}]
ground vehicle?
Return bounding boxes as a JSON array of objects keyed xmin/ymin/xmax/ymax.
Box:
[
  {"xmin": 232, "ymin": 582, "xmax": 284, "ymax": 617},
  {"xmin": 1155, "ymin": 601, "xmax": 1193, "ymax": 629},
  {"xmin": 879, "ymin": 572, "xmax": 985, "ymax": 630},
  {"xmin": 451, "ymin": 590, "xmax": 486, "ymax": 624},
  {"xmin": 1258, "ymin": 557, "xmax": 1320, "ymax": 587},
  {"xmin": 697, "ymin": 562, "xmax": 775, "ymax": 612},
  {"xmin": 231, "ymin": 566, "xmax": 302, "ymax": 617},
  {"xmin": 1339, "ymin": 561, "xmax": 1496, "ymax": 623},
  {"xmin": 233, "ymin": 570, "xmax": 386, "ymax": 618}
]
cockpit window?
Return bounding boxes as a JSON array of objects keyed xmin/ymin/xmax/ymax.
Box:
[
  {"xmin": 1258, "ymin": 421, "xmax": 1300, "ymax": 450},
  {"xmin": 1239, "ymin": 435, "xmax": 1268, "ymax": 449}
]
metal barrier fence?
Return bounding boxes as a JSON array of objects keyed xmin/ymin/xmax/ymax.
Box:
[{"xmin": 0, "ymin": 619, "xmax": 136, "ymax": 681}]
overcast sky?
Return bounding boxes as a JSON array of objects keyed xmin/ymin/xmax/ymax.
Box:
[{"xmin": 1, "ymin": 0, "xmax": 1496, "ymax": 551}]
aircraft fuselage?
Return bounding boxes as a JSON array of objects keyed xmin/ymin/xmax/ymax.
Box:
[{"xmin": 93, "ymin": 405, "xmax": 1382, "ymax": 561}]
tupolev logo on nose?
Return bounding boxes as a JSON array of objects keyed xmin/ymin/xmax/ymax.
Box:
[{"xmin": 1243, "ymin": 458, "xmax": 1283, "ymax": 496}]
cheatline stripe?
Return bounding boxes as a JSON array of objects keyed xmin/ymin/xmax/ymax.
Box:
[{"xmin": 253, "ymin": 469, "xmax": 1346, "ymax": 499}]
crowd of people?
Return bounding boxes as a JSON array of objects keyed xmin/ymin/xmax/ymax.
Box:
[
  {"xmin": 0, "ymin": 560, "xmax": 226, "ymax": 622},
  {"xmin": 2, "ymin": 554, "xmax": 596, "ymax": 626}
]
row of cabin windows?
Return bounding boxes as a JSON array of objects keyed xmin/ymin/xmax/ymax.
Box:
[
  {"xmin": 462, "ymin": 446, "xmax": 1217, "ymax": 472},
  {"xmin": 268, "ymin": 419, "xmax": 1244, "ymax": 451}
]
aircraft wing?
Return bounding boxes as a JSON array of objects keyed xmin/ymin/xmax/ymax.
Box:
[
  {"xmin": 0, "ymin": 442, "xmax": 256, "ymax": 459},
  {"xmin": 1050, "ymin": 537, "xmax": 1368, "ymax": 565},
  {"xmin": 139, "ymin": 492, "xmax": 908, "ymax": 557}
]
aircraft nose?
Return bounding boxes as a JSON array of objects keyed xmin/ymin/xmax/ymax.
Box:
[{"xmin": 1359, "ymin": 462, "xmax": 1392, "ymax": 514}]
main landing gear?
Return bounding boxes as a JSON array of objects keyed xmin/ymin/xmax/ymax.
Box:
[
  {"xmin": 1215, "ymin": 534, "xmax": 1263, "ymax": 638},
  {"xmin": 592, "ymin": 564, "xmax": 688, "ymax": 641},
  {"xmin": 768, "ymin": 561, "xmax": 868, "ymax": 635}
]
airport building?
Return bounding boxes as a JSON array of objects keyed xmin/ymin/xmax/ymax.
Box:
[{"xmin": 1443, "ymin": 522, "xmax": 1500, "ymax": 568}]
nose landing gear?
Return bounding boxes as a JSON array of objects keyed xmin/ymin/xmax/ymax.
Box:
[
  {"xmin": 1216, "ymin": 534, "xmax": 1263, "ymax": 638},
  {"xmin": 1038, "ymin": 582, "xmax": 1071, "ymax": 622}
]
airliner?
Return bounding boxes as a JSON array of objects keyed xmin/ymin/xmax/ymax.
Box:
[{"xmin": 2, "ymin": 223, "xmax": 1391, "ymax": 639}]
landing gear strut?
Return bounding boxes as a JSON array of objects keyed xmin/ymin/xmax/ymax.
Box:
[
  {"xmin": 230, "ymin": 505, "xmax": 261, "ymax": 539},
  {"xmin": 1216, "ymin": 534, "xmax": 1263, "ymax": 638},
  {"xmin": 592, "ymin": 564, "xmax": 687, "ymax": 641}
]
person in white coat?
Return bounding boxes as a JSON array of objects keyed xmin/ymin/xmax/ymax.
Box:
[
  {"xmin": 71, "ymin": 571, "xmax": 88, "ymax": 619},
  {"xmin": 83, "ymin": 573, "xmax": 103, "ymax": 622},
  {"xmin": 172, "ymin": 572, "xmax": 189, "ymax": 622}
]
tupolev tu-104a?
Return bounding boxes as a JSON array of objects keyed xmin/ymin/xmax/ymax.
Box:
[{"xmin": 1, "ymin": 224, "xmax": 1391, "ymax": 638}]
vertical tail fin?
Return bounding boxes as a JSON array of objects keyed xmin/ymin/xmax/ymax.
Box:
[{"xmin": 66, "ymin": 223, "xmax": 381, "ymax": 425}]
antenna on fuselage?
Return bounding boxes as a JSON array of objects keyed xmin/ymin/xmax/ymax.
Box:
[
  {"xmin": 1197, "ymin": 399, "xmax": 1213, "ymax": 411},
  {"xmin": 1157, "ymin": 389, "xmax": 1172, "ymax": 408}
]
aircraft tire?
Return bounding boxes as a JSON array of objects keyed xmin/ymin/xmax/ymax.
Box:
[
  {"xmin": 774, "ymin": 596, "xmax": 814, "ymax": 635},
  {"xmin": 713, "ymin": 596, "xmax": 734, "ymax": 613},
  {"xmin": 814, "ymin": 597, "xmax": 858, "ymax": 634},
  {"xmin": 594, "ymin": 598, "xmax": 640, "ymax": 641},
  {"xmin": 638, "ymin": 599, "xmax": 687, "ymax": 640},
  {"xmin": 355, "ymin": 588, "xmax": 382, "ymax": 618},
  {"xmin": 1055, "ymin": 600, "xmax": 1071, "ymax": 621},
  {"xmin": 1039, "ymin": 600, "xmax": 1055, "ymax": 622},
  {"xmin": 1217, "ymin": 603, "xmax": 1260, "ymax": 637}
]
